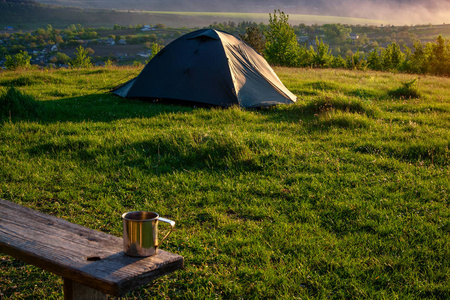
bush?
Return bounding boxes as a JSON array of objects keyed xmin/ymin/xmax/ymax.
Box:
[
  {"xmin": 69, "ymin": 45, "xmax": 92, "ymax": 68},
  {"xmin": 4, "ymin": 50, "xmax": 31, "ymax": 70}
]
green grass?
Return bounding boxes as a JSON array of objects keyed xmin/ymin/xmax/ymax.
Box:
[{"xmin": 0, "ymin": 67, "xmax": 449, "ymax": 299}]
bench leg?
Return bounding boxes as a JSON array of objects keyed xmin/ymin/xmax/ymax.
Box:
[{"xmin": 63, "ymin": 278, "xmax": 108, "ymax": 300}]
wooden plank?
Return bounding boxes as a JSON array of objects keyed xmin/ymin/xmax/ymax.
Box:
[
  {"xmin": 0, "ymin": 199, "xmax": 183, "ymax": 297},
  {"xmin": 64, "ymin": 279, "xmax": 109, "ymax": 300}
]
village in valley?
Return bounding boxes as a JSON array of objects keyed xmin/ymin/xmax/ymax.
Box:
[
  {"xmin": 0, "ymin": 24, "xmax": 192, "ymax": 68},
  {"xmin": 1, "ymin": 21, "xmax": 449, "ymax": 69}
]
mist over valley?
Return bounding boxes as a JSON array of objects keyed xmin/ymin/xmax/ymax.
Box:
[{"xmin": 34, "ymin": 0, "xmax": 450, "ymax": 25}]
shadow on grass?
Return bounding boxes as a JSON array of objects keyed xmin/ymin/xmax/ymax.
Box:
[
  {"xmin": 258, "ymin": 96, "xmax": 380, "ymax": 131},
  {"xmin": 0, "ymin": 87, "xmax": 200, "ymax": 124},
  {"xmin": 354, "ymin": 141, "xmax": 450, "ymax": 166},
  {"xmin": 1, "ymin": 84, "xmax": 378, "ymax": 128},
  {"xmin": 27, "ymin": 135, "xmax": 267, "ymax": 175}
]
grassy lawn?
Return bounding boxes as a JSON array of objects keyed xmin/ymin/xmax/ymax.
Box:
[{"xmin": 0, "ymin": 66, "xmax": 449, "ymax": 299}]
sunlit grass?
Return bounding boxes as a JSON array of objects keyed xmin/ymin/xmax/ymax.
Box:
[{"xmin": 0, "ymin": 66, "xmax": 449, "ymax": 299}]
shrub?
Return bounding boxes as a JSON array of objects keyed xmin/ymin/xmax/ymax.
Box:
[
  {"xmin": 4, "ymin": 50, "xmax": 31, "ymax": 70},
  {"xmin": 69, "ymin": 45, "xmax": 92, "ymax": 68}
]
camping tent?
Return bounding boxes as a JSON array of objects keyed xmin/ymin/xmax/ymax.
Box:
[{"xmin": 113, "ymin": 29, "xmax": 297, "ymax": 108}]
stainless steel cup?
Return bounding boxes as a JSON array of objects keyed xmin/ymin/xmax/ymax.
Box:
[{"xmin": 122, "ymin": 211, "xmax": 175, "ymax": 257}]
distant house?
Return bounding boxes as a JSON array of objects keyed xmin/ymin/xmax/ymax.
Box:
[
  {"xmin": 43, "ymin": 44, "xmax": 59, "ymax": 53},
  {"xmin": 350, "ymin": 33, "xmax": 359, "ymax": 40},
  {"xmin": 141, "ymin": 25, "xmax": 154, "ymax": 32},
  {"xmin": 115, "ymin": 53, "xmax": 127, "ymax": 59},
  {"xmin": 105, "ymin": 38, "xmax": 115, "ymax": 46},
  {"xmin": 118, "ymin": 39, "xmax": 127, "ymax": 45},
  {"xmin": 298, "ymin": 36, "xmax": 309, "ymax": 43},
  {"xmin": 137, "ymin": 51, "xmax": 151, "ymax": 58}
]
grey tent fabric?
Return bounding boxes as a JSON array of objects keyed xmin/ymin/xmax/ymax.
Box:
[{"xmin": 113, "ymin": 29, "xmax": 296, "ymax": 108}]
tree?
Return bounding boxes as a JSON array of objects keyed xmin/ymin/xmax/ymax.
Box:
[
  {"xmin": 239, "ymin": 26, "xmax": 266, "ymax": 54},
  {"xmin": 312, "ymin": 38, "xmax": 333, "ymax": 67},
  {"xmin": 330, "ymin": 55, "xmax": 346, "ymax": 69},
  {"xmin": 367, "ymin": 48, "xmax": 382, "ymax": 70},
  {"xmin": 5, "ymin": 50, "xmax": 31, "ymax": 70},
  {"xmin": 409, "ymin": 42, "xmax": 427, "ymax": 74},
  {"xmin": 346, "ymin": 51, "xmax": 367, "ymax": 70},
  {"xmin": 381, "ymin": 42, "xmax": 404, "ymax": 71},
  {"xmin": 46, "ymin": 24, "xmax": 54, "ymax": 36},
  {"xmin": 264, "ymin": 10, "xmax": 299, "ymax": 67},
  {"xmin": 69, "ymin": 45, "xmax": 92, "ymax": 68},
  {"xmin": 149, "ymin": 43, "xmax": 162, "ymax": 60},
  {"xmin": 55, "ymin": 52, "xmax": 70, "ymax": 65},
  {"xmin": 429, "ymin": 35, "xmax": 450, "ymax": 76},
  {"xmin": 322, "ymin": 24, "xmax": 351, "ymax": 44},
  {"xmin": 297, "ymin": 45, "xmax": 314, "ymax": 67},
  {"xmin": 85, "ymin": 47, "xmax": 95, "ymax": 56}
]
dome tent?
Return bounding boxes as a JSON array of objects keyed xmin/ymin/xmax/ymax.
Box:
[{"xmin": 113, "ymin": 29, "xmax": 296, "ymax": 108}]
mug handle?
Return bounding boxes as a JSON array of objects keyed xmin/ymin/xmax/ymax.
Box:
[{"xmin": 157, "ymin": 217, "xmax": 175, "ymax": 247}]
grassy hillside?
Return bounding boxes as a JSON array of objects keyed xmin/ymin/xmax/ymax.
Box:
[{"xmin": 0, "ymin": 67, "xmax": 449, "ymax": 299}]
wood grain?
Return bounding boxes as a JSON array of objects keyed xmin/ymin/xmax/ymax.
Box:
[
  {"xmin": 0, "ymin": 199, "xmax": 183, "ymax": 297},
  {"xmin": 64, "ymin": 279, "xmax": 109, "ymax": 300}
]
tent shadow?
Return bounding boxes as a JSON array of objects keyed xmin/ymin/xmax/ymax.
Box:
[
  {"xmin": 40, "ymin": 93, "xmax": 327, "ymax": 133},
  {"xmin": 33, "ymin": 93, "xmax": 197, "ymax": 124}
]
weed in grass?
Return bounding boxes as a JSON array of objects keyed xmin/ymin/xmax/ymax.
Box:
[{"xmin": 388, "ymin": 79, "xmax": 421, "ymax": 99}]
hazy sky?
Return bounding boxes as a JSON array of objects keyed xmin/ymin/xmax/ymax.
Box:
[{"xmin": 306, "ymin": 0, "xmax": 450, "ymax": 24}]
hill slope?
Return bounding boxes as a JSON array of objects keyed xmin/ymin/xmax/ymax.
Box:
[{"xmin": 0, "ymin": 66, "xmax": 449, "ymax": 299}]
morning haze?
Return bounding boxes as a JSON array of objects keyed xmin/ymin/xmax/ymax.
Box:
[{"xmin": 35, "ymin": 0, "xmax": 450, "ymax": 25}]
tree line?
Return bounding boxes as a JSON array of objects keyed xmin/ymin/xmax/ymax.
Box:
[{"xmin": 245, "ymin": 11, "xmax": 450, "ymax": 77}]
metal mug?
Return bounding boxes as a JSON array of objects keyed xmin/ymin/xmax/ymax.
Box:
[{"xmin": 122, "ymin": 211, "xmax": 175, "ymax": 257}]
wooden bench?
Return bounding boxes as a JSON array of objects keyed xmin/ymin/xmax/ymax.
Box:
[{"xmin": 0, "ymin": 198, "xmax": 184, "ymax": 299}]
